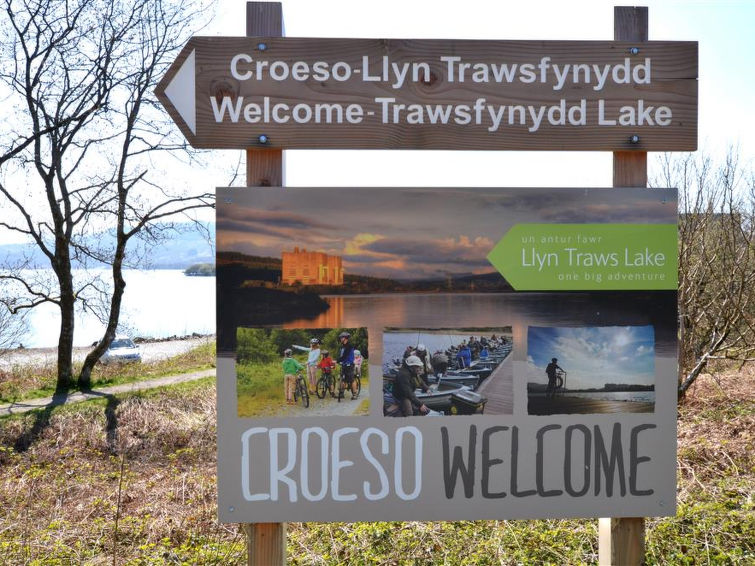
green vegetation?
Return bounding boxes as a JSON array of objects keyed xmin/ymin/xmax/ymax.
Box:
[
  {"xmin": 236, "ymin": 354, "xmax": 370, "ymax": 417},
  {"xmin": 237, "ymin": 358, "xmax": 286, "ymax": 417},
  {"xmin": 0, "ymin": 341, "xmax": 216, "ymax": 403},
  {"xmin": 236, "ymin": 327, "xmax": 369, "ymax": 363},
  {"xmin": 184, "ymin": 263, "xmax": 216, "ymax": 276},
  {"xmin": 0, "ymin": 369, "xmax": 752, "ymax": 564},
  {"xmin": 234, "ymin": 327, "xmax": 370, "ymax": 417}
]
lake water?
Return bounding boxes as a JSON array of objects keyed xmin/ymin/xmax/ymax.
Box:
[
  {"xmin": 284, "ymin": 292, "xmax": 677, "ymax": 362},
  {"xmin": 383, "ymin": 332, "xmax": 472, "ymax": 363},
  {"xmin": 19, "ymin": 269, "xmax": 216, "ymax": 347},
  {"xmin": 551, "ymin": 391, "xmax": 656, "ymax": 403},
  {"xmin": 382, "ymin": 331, "xmax": 509, "ymax": 365}
]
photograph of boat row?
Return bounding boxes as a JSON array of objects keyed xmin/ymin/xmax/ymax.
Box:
[{"xmin": 382, "ymin": 328, "xmax": 513, "ymax": 416}]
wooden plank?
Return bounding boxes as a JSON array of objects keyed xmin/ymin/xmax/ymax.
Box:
[
  {"xmin": 246, "ymin": 147, "xmax": 284, "ymax": 186},
  {"xmin": 244, "ymin": 5, "xmax": 286, "ymax": 566},
  {"xmin": 613, "ymin": 151, "xmax": 647, "ymax": 187},
  {"xmin": 600, "ymin": 7, "xmax": 649, "ymax": 566},
  {"xmin": 157, "ymin": 37, "xmax": 697, "ymax": 151},
  {"xmin": 599, "ymin": 517, "xmax": 646, "ymax": 565},
  {"xmin": 474, "ymin": 356, "xmax": 513, "ymax": 415},
  {"xmin": 614, "ymin": 6, "xmax": 648, "ymax": 42},
  {"xmin": 246, "ymin": 1, "xmax": 282, "ymax": 36},
  {"xmin": 244, "ymin": 522, "xmax": 287, "ymax": 566}
]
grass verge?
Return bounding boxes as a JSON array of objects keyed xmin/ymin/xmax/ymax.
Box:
[
  {"xmin": 0, "ymin": 341, "xmax": 216, "ymax": 404},
  {"xmin": 0, "ymin": 367, "xmax": 752, "ymax": 564},
  {"xmin": 237, "ymin": 355, "xmax": 369, "ymax": 417}
]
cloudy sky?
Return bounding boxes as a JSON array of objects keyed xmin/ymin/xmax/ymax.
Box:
[
  {"xmin": 217, "ymin": 186, "xmax": 676, "ymax": 280},
  {"xmin": 526, "ymin": 325, "xmax": 655, "ymax": 389},
  {"xmin": 202, "ymin": 0, "xmax": 753, "ymax": 190}
]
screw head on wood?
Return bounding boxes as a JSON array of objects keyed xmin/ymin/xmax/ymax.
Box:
[
  {"xmin": 629, "ymin": 135, "xmax": 641, "ymax": 144},
  {"xmin": 258, "ymin": 134, "xmax": 269, "ymax": 144},
  {"xmin": 257, "ymin": 42, "xmax": 267, "ymax": 51},
  {"xmin": 629, "ymin": 47, "xmax": 640, "ymax": 55}
]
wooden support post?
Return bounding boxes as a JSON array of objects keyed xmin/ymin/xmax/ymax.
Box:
[
  {"xmin": 599, "ymin": 6, "xmax": 648, "ymax": 566},
  {"xmin": 244, "ymin": 3, "xmax": 286, "ymax": 565}
]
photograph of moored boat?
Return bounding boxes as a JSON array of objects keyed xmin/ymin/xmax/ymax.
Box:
[
  {"xmin": 382, "ymin": 328, "xmax": 513, "ymax": 416},
  {"xmin": 526, "ymin": 325, "xmax": 655, "ymax": 415}
]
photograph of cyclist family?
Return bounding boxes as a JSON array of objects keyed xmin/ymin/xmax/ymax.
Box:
[
  {"xmin": 383, "ymin": 328, "xmax": 513, "ymax": 417},
  {"xmin": 235, "ymin": 327, "xmax": 369, "ymax": 417}
]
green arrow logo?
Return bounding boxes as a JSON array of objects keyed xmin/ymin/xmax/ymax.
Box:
[{"xmin": 487, "ymin": 224, "xmax": 677, "ymax": 291}]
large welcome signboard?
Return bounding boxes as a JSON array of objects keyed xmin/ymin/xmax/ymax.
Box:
[
  {"xmin": 215, "ymin": 186, "xmax": 677, "ymax": 523},
  {"xmin": 156, "ymin": 38, "xmax": 697, "ymax": 150}
]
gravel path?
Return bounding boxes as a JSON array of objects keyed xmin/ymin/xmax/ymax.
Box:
[
  {"xmin": 0, "ymin": 368, "xmax": 215, "ymax": 417},
  {"xmin": 0, "ymin": 335, "xmax": 214, "ymax": 370},
  {"xmin": 282, "ymin": 390, "xmax": 370, "ymax": 417}
]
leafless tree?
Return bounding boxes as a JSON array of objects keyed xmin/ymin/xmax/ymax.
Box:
[
  {"xmin": 0, "ymin": 283, "xmax": 28, "ymax": 355},
  {"xmin": 654, "ymin": 150, "xmax": 755, "ymax": 397},
  {"xmin": 0, "ymin": 0, "xmax": 213, "ymax": 390}
]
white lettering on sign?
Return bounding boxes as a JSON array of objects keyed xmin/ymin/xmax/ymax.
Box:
[
  {"xmin": 205, "ymin": 54, "xmax": 674, "ymax": 133},
  {"xmin": 374, "ymin": 97, "xmax": 587, "ymax": 133},
  {"xmin": 228, "ymin": 54, "xmax": 652, "ymax": 92},
  {"xmin": 211, "ymin": 96, "xmax": 364, "ymax": 125},
  {"xmin": 241, "ymin": 426, "xmax": 424, "ymax": 503},
  {"xmin": 210, "ymin": 94, "xmax": 674, "ymax": 133},
  {"xmin": 362, "ymin": 55, "xmax": 431, "ymax": 88},
  {"xmin": 598, "ymin": 100, "xmax": 674, "ymax": 126}
]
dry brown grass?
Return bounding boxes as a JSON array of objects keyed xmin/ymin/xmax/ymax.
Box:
[
  {"xmin": 0, "ymin": 341, "xmax": 216, "ymax": 403},
  {"xmin": 0, "ymin": 367, "xmax": 752, "ymax": 564},
  {"xmin": 677, "ymin": 366, "xmax": 755, "ymax": 482},
  {"xmin": 0, "ymin": 379, "xmax": 244, "ymax": 564}
]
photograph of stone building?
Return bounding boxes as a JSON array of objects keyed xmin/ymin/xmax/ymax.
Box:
[{"xmin": 281, "ymin": 247, "xmax": 343, "ymax": 286}]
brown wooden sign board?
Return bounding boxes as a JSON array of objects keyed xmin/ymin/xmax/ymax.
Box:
[{"xmin": 156, "ymin": 37, "xmax": 697, "ymax": 151}]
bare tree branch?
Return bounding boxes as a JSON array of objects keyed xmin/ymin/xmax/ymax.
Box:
[
  {"xmin": 655, "ymin": 149, "xmax": 755, "ymax": 398},
  {"xmin": 0, "ymin": 0, "xmax": 215, "ymax": 389}
]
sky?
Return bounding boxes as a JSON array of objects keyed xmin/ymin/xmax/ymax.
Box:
[
  {"xmin": 217, "ymin": 186, "xmax": 677, "ymax": 279},
  {"xmin": 2, "ymin": 1, "xmax": 752, "ymax": 245},
  {"xmin": 199, "ymin": 0, "xmax": 754, "ymax": 189},
  {"xmin": 526, "ymin": 325, "xmax": 655, "ymax": 388}
]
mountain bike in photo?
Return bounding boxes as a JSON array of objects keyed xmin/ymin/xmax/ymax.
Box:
[
  {"xmin": 293, "ymin": 371, "xmax": 310, "ymax": 408},
  {"xmin": 316, "ymin": 367, "xmax": 337, "ymax": 399},
  {"xmin": 337, "ymin": 365, "xmax": 361, "ymax": 403}
]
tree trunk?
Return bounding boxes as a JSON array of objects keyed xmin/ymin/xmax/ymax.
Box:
[
  {"xmin": 78, "ymin": 246, "xmax": 127, "ymax": 389},
  {"xmin": 55, "ymin": 259, "xmax": 76, "ymax": 391}
]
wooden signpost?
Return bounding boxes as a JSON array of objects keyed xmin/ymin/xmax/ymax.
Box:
[
  {"xmin": 243, "ymin": 4, "xmax": 285, "ymax": 566},
  {"xmin": 156, "ymin": 31, "xmax": 697, "ymax": 151},
  {"xmin": 605, "ymin": 9, "xmax": 649, "ymax": 566},
  {"xmin": 156, "ymin": 3, "xmax": 694, "ymax": 564}
]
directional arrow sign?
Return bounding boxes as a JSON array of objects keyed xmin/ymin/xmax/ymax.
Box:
[
  {"xmin": 155, "ymin": 37, "xmax": 697, "ymax": 150},
  {"xmin": 486, "ymin": 224, "xmax": 678, "ymax": 291}
]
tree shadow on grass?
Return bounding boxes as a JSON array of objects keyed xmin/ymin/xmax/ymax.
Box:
[
  {"xmin": 79, "ymin": 387, "xmax": 121, "ymax": 453},
  {"xmin": 12, "ymin": 386, "xmax": 69, "ymax": 453},
  {"xmin": 11, "ymin": 386, "xmax": 121, "ymax": 454}
]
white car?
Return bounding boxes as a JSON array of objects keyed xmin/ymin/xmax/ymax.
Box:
[{"xmin": 100, "ymin": 335, "xmax": 142, "ymax": 365}]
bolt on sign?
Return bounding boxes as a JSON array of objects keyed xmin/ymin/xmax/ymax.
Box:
[
  {"xmin": 156, "ymin": 38, "xmax": 697, "ymax": 151},
  {"xmin": 215, "ymin": 186, "xmax": 678, "ymax": 523}
]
